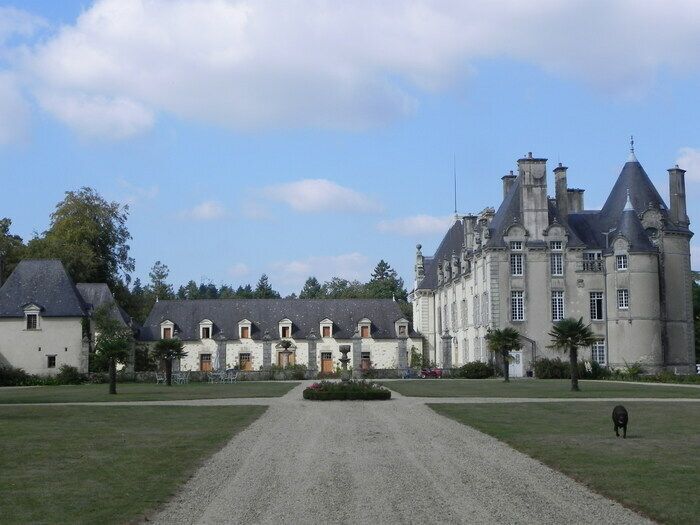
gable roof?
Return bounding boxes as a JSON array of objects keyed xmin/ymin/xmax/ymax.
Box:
[
  {"xmin": 139, "ymin": 298, "xmax": 413, "ymax": 341},
  {"xmin": 0, "ymin": 260, "xmax": 87, "ymax": 317},
  {"xmin": 76, "ymin": 283, "xmax": 132, "ymax": 327}
]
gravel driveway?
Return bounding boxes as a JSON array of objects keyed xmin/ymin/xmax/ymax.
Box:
[{"xmin": 150, "ymin": 382, "xmax": 651, "ymax": 524}]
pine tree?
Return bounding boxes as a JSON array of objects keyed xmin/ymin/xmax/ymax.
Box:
[
  {"xmin": 149, "ymin": 260, "xmax": 174, "ymax": 300},
  {"xmin": 299, "ymin": 276, "xmax": 324, "ymax": 298},
  {"xmin": 254, "ymin": 274, "xmax": 280, "ymax": 298}
]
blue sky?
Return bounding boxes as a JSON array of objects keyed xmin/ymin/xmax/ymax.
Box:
[{"xmin": 1, "ymin": 1, "xmax": 700, "ymax": 294}]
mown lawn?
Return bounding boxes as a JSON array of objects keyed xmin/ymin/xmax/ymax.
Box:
[
  {"xmin": 431, "ymin": 402, "xmax": 700, "ymax": 524},
  {"xmin": 381, "ymin": 379, "xmax": 700, "ymax": 398},
  {"xmin": 0, "ymin": 381, "xmax": 298, "ymax": 404},
  {"xmin": 0, "ymin": 405, "xmax": 266, "ymax": 524}
]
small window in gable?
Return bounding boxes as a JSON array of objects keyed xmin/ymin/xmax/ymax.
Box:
[
  {"xmin": 322, "ymin": 325, "xmax": 332, "ymax": 338},
  {"xmin": 238, "ymin": 319, "xmax": 252, "ymax": 339},
  {"xmin": 279, "ymin": 318, "xmax": 292, "ymax": 339},
  {"xmin": 23, "ymin": 304, "xmax": 41, "ymax": 331},
  {"xmin": 26, "ymin": 314, "xmax": 38, "ymax": 330},
  {"xmin": 398, "ymin": 325, "xmax": 407, "ymax": 336},
  {"xmin": 320, "ymin": 318, "xmax": 333, "ymax": 339},
  {"xmin": 160, "ymin": 320, "xmax": 175, "ymax": 340},
  {"xmin": 201, "ymin": 326, "xmax": 211, "ymax": 339},
  {"xmin": 199, "ymin": 319, "xmax": 213, "ymax": 339}
]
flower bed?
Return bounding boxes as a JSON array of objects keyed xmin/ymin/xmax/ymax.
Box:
[{"xmin": 302, "ymin": 380, "xmax": 391, "ymax": 401}]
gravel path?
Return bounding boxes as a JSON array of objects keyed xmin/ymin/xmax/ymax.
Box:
[{"xmin": 149, "ymin": 382, "xmax": 651, "ymax": 524}]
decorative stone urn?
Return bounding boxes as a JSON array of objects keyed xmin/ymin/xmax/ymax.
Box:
[{"xmin": 338, "ymin": 345, "xmax": 351, "ymax": 383}]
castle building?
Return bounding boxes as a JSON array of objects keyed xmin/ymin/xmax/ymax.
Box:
[{"xmin": 411, "ymin": 147, "xmax": 695, "ymax": 376}]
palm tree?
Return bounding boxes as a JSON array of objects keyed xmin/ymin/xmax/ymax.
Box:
[
  {"xmin": 93, "ymin": 304, "xmax": 133, "ymax": 395},
  {"xmin": 548, "ymin": 317, "xmax": 597, "ymax": 391},
  {"xmin": 485, "ymin": 327, "xmax": 521, "ymax": 382},
  {"xmin": 153, "ymin": 338, "xmax": 188, "ymax": 386}
]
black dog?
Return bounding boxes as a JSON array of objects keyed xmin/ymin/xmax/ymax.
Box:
[{"xmin": 612, "ymin": 405, "xmax": 628, "ymax": 438}]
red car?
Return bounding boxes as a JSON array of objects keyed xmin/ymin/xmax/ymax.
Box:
[{"xmin": 420, "ymin": 367, "xmax": 443, "ymax": 379}]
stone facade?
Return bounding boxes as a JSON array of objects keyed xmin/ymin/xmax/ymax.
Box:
[{"xmin": 411, "ymin": 149, "xmax": 695, "ymax": 375}]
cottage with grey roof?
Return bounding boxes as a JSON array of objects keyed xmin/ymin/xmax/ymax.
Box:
[
  {"xmin": 0, "ymin": 259, "xmax": 133, "ymax": 375},
  {"xmin": 139, "ymin": 298, "xmax": 421, "ymax": 373},
  {"xmin": 411, "ymin": 145, "xmax": 695, "ymax": 375}
]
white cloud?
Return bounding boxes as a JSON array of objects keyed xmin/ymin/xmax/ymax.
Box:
[
  {"xmin": 13, "ymin": 0, "xmax": 700, "ymax": 138},
  {"xmin": 377, "ymin": 214, "xmax": 453, "ymax": 236},
  {"xmin": 181, "ymin": 200, "xmax": 228, "ymax": 221},
  {"xmin": 0, "ymin": 7, "xmax": 46, "ymax": 44},
  {"xmin": 676, "ymin": 147, "xmax": 700, "ymax": 182},
  {"xmin": 263, "ymin": 179, "xmax": 382, "ymax": 214},
  {"xmin": 0, "ymin": 73, "xmax": 29, "ymax": 144},
  {"xmin": 228, "ymin": 262, "xmax": 249, "ymax": 277},
  {"xmin": 118, "ymin": 178, "xmax": 159, "ymax": 205},
  {"xmin": 269, "ymin": 252, "xmax": 369, "ymax": 288}
]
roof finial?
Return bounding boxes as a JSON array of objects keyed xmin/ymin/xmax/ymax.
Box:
[
  {"xmin": 624, "ymin": 188, "xmax": 634, "ymax": 211},
  {"xmin": 627, "ymin": 135, "xmax": 638, "ymax": 162}
]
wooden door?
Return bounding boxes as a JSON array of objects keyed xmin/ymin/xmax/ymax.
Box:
[
  {"xmin": 321, "ymin": 352, "xmax": 333, "ymax": 373},
  {"xmin": 239, "ymin": 353, "xmax": 252, "ymax": 371},
  {"xmin": 200, "ymin": 354, "xmax": 212, "ymax": 372}
]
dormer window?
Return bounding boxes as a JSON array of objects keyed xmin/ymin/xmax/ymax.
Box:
[
  {"xmin": 358, "ymin": 318, "xmax": 372, "ymax": 338},
  {"xmin": 279, "ymin": 318, "xmax": 292, "ymax": 339},
  {"xmin": 395, "ymin": 317, "xmax": 409, "ymax": 337},
  {"xmin": 238, "ymin": 319, "xmax": 252, "ymax": 339},
  {"xmin": 160, "ymin": 320, "xmax": 175, "ymax": 339},
  {"xmin": 199, "ymin": 319, "xmax": 213, "ymax": 339},
  {"xmin": 320, "ymin": 318, "xmax": 333, "ymax": 338},
  {"xmin": 23, "ymin": 304, "xmax": 41, "ymax": 331}
]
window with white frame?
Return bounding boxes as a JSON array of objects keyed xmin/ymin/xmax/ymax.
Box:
[
  {"xmin": 359, "ymin": 319, "xmax": 372, "ymax": 338},
  {"xmin": 473, "ymin": 296, "xmax": 480, "ymax": 327},
  {"xmin": 591, "ymin": 340, "xmax": 606, "ymax": 365},
  {"xmin": 616, "ymin": 254, "xmax": 628, "ymax": 270},
  {"xmin": 481, "ymin": 293, "xmax": 489, "ymax": 325},
  {"xmin": 510, "ymin": 253, "xmax": 523, "ymax": 276},
  {"xmin": 550, "ymin": 253, "xmax": 563, "ymax": 276},
  {"xmin": 279, "ymin": 318, "xmax": 292, "ymax": 339},
  {"xmin": 510, "ymin": 241, "xmax": 523, "ymax": 250},
  {"xmin": 239, "ymin": 319, "xmax": 252, "ymax": 339},
  {"xmin": 549, "ymin": 241, "xmax": 563, "ymax": 251},
  {"xmin": 161, "ymin": 320, "xmax": 174, "ymax": 339},
  {"xmin": 199, "ymin": 319, "xmax": 213, "ymax": 339},
  {"xmin": 320, "ymin": 319, "xmax": 333, "ymax": 338},
  {"xmin": 26, "ymin": 313, "xmax": 38, "ymax": 330},
  {"xmin": 617, "ymin": 289, "xmax": 629, "ymax": 309},
  {"xmin": 511, "ymin": 290, "xmax": 524, "ymax": 321},
  {"xmin": 551, "ymin": 290, "xmax": 565, "ymax": 321},
  {"xmin": 590, "ymin": 292, "xmax": 604, "ymax": 321}
]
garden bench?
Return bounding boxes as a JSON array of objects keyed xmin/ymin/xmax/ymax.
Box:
[
  {"xmin": 208, "ymin": 371, "xmax": 225, "ymax": 383},
  {"xmin": 223, "ymin": 370, "xmax": 238, "ymax": 383},
  {"xmin": 155, "ymin": 372, "xmax": 167, "ymax": 384}
]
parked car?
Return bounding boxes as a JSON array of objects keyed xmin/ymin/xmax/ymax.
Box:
[{"xmin": 420, "ymin": 367, "xmax": 443, "ymax": 379}]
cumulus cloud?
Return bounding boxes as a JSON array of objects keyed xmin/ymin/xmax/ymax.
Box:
[
  {"xmin": 10, "ymin": 0, "xmax": 700, "ymax": 138},
  {"xmin": 269, "ymin": 252, "xmax": 369, "ymax": 288},
  {"xmin": 676, "ymin": 147, "xmax": 700, "ymax": 182},
  {"xmin": 0, "ymin": 6, "xmax": 46, "ymax": 44},
  {"xmin": 377, "ymin": 214, "xmax": 453, "ymax": 236},
  {"xmin": 181, "ymin": 200, "xmax": 228, "ymax": 220},
  {"xmin": 263, "ymin": 179, "xmax": 382, "ymax": 214}
]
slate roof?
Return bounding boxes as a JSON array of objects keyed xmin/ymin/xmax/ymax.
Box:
[
  {"xmin": 611, "ymin": 208, "xmax": 656, "ymax": 253},
  {"xmin": 0, "ymin": 259, "xmax": 87, "ymax": 317},
  {"xmin": 415, "ymin": 219, "xmax": 463, "ymax": 290},
  {"xmin": 139, "ymin": 299, "xmax": 414, "ymax": 341},
  {"xmin": 487, "ymin": 176, "xmax": 521, "ymax": 247},
  {"xmin": 76, "ymin": 283, "xmax": 132, "ymax": 327}
]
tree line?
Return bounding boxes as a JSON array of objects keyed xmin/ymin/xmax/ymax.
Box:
[{"xmin": 0, "ymin": 187, "xmax": 410, "ymax": 324}]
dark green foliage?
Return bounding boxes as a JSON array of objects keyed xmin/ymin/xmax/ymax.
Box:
[
  {"xmin": 0, "ymin": 218, "xmax": 25, "ymax": 282},
  {"xmin": 548, "ymin": 317, "xmax": 598, "ymax": 391},
  {"xmin": 534, "ymin": 357, "xmax": 610, "ymax": 380},
  {"xmin": 24, "ymin": 187, "xmax": 134, "ymax": 291},
  {"xmin": 299, "ymin": 276, "xmax": 324, "ymax": 298},
  {"xmin": 302, "ymin": 380, "xmax": 391, "ymax": 400},
  {"xmin": 454, "ymin": 361, "xmax": 496, "ymax": 379},
  {"xmin": 0, "ymin": 366, "xmax": 32, "ymax": 386},
  {"xmin": 254, "ymin": 274, "xmax": 280, "ymax": 298},
  {"xmin": 55, "ymin": 365, "xmax": 87, "ymax": 385},
  {"xmin": 152, "ymin": 338, "xmax": 187, "ymax": 386}
]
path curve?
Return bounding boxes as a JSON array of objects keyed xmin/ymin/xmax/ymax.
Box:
[{"xmin": 148, "ymin": 382, "xmax": 652, "ymax": 524}]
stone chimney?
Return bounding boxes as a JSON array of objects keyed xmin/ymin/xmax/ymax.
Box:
[
  {"xmin": 668, "ymin": 165, "xmax": 689, "ymax": 227},
  {"xmin": 567, "ymin": 188, "xmax": 584, "ymax": 212},
  {"xmin": 518, "ymin": 152, "xmax": 548, "ymax": 240},
  {"xmin": 554, "ymin": 163, "xmax": 569, "ymax": 218},
  {"xmin": 414, "ymin": 244, "xmax": 425, "ymax": 286},
  {"xmin": 463, "ymin": 215, "xmax": 477, "ymax": 250},
  {"xmin": 501, "ymin": 171, "xmax": 516, "ymax": 199}
]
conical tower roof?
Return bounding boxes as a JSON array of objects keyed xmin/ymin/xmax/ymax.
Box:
[{"xmin": 610, "ymin": 194, "xmax": 655, "ymax": 253}]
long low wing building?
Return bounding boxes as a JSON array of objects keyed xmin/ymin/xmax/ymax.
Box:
[{"xmin": 138, "ymin": 298, "xmax": 422, "ymax": 373}]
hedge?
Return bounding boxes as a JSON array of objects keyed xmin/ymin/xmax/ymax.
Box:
[{"xmin": 302, "ymin": 380, "xmax": 391, "ymax": 401}]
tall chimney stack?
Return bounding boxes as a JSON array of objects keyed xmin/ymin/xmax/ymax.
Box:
[
  {"xmin": 567, "ymin": 189, "xmax": 584, "ymax": 212},
  {"xmin": 501, "ymin": 171, "xmax": 516, "ymax": 199},
  {"xmin": 668, "ymin": 165, "xmax": 689, "ymax": 227},
  {"xmin": 518, "ymin": 152, "xmax": 548, "ymax": 240},
  {"xmin": 553, "ymin": 163, "xmax": 569, "ymax": 218}
]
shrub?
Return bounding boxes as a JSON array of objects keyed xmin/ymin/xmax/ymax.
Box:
[
  {"xmin": 0, "ymin": 365, "xmax": 33, "ymax": 386},
  {"xmin": 534, "ymin": 357, "xmax": 570, "ymax": 379},
  {"xmin": 454, "ymin": 361, "xmax": 495, "ymax": 379},
  {"xmin": 285, "ymin": 364, "xmax": 307, "ymax": 380},
  {"xmin": 302, "ymin": 380, "xmax": 391, "ymax": 401},
  {"xmin": 55, "ymin": 365, "xmax": 87, "ymax": 385}
]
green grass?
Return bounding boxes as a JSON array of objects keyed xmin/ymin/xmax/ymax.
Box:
[
  {"xmin": 0, "ymin": 405, "xmax": 266, "ymax": 524},
  {"xmin": 431, "ymin": 402, "xmax": 700, "ymax": 524},
  {"xmin": 381, "ymin": 379, "xmax": 700, "ymax": 398},
  {"xmin": 0, "ymin": 381, "xmax": 298, "ymax": 404}
]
